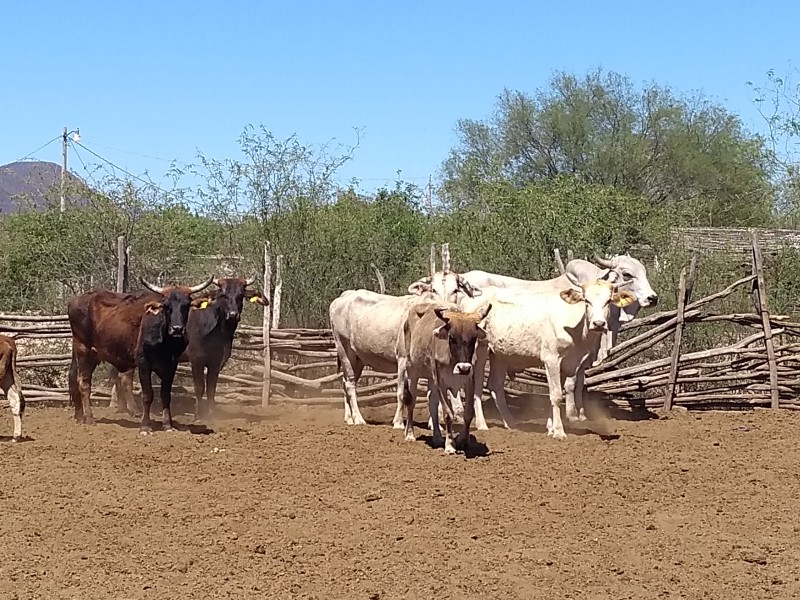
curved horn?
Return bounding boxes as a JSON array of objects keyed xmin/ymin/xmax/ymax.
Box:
[
  {"xmin": 433, "ymin": 306, "xmax": 450, "ymax": 324},
  {"xmin": 616, "ymin": 278, "xmax": 633, "ymax": 289},
  {"xmin": 212, "ymin": 276, "xmax": 222, "ymax": 286},
  {"xmin": 592, "ymin": 254, "xmax": 614, "ymax": 268},
  {"xmin": 565, "ymin": 271, "xmax": 582, "ymax": 289},
  {"xmin": 188, "ymin": 275, "xmax": 214, "ymax": 294},
  {"xmin": 140, "ymin": 277, "xmax": 165, "ymax": 295},
  {"xmin": 245, "ymin": 274, "xmax": 257, "ymax": 287}
]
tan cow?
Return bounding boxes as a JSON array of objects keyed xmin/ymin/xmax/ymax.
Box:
[
  {"xmin": 0, "ymin": 335, "xmax": 25, "ymax": 442},
  {"xmin": 329, "ymin": 269, "xmax": 482, "ymax": 426},
  {"xmin": 463, "ymin": 274, "xmax": 635, "ymax": 440},
  {"xmin": 395, "ymin": 303, "xmax": 492, "ymax": 454}
]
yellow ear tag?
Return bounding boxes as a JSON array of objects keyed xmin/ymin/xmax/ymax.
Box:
[
  {"xmin": 200, "ymin": 300, "xmax": 209, "ymax": 309},
  {"xmin": 249, "ymin": 296, "xmax": 259, "ymax": 303}
]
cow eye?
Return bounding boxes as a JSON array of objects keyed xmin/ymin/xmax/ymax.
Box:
[{"xmin": 622, "ymin": 272, "xmax": 633, "ymax": 280}]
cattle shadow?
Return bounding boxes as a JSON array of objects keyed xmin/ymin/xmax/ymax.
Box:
[
  {"xmin": 415, "ymin": 433, "xmax": 491, "ymax": 459},
  {"xmin": 0, "ymin": 435, "xmax": 34, "ymax": 443},
  {"xmin": 96, "ymin": 417, "xmax": 215, "ymax": 435}
]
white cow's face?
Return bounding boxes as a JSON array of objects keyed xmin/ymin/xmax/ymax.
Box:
[
  {"xmin": 560, "ymin": 276, "xmax": 637, "ymax": 332},
  {"xmin": 408, "ymin": 271, "xmax": 482, "ymax": 304},
  {"xmin": 602, "ymin": 255, "xmax": 658, "ymax": 309}
]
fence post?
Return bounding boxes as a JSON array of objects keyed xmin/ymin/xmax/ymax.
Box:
[
  {"xmin": 441, "ymin": 242, "xmax": 450, "ymax": 272},
  {"xmin": 272, "ymin": 255, "xmax": 283, "ymax": 329},
  {"xmin": 429, "ymin": 244, "xmax": 436, "ymax": 277},
  {"xmin": 553, "ymin": 248, "xmax": 566, "ymax": 274},
  {"xmin": 664, "ymin": 255, "xmax": 696, "ymax": 410},
  {"xmin": 261, "ymin": 242, "xmax": 272, "ymax": 408},
  {"xmin": 751, "ymin": 231, "xmax": 780, "ymax": 409}
]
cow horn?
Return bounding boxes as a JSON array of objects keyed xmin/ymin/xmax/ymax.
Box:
[
  {"xmin": 188, "ymin": 275, "xmax": 214, "ymax": 294},
  {"xmin": 565, "ymin": 271, "xmax": 582, "ymax": 289},
  {"xmin": 245, "ymin": 274, "xmax": 257, "ymax": 287},
  {"xmin": 593, "ymin": 254, "xmax": 614, "ymax": 268},
  {"xmin": 140, "ymin": 277, "xmax": 165, "ymax": 294},
  {"xmin": 212, "ymin": 276, "xmax": 222, "ymax": 286}
]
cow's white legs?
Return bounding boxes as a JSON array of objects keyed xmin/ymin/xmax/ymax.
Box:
[
  {"xmin": 472, "ymin": 346, "xmax": 490, "ymax": 430},
  {"xmin": 337, "ymin": 350, "xmax": 366, "ymax": 426},
  {"xmin": 544, "ymin": 359, "xmax": 567, "ymax": 440},
  {"xmin": 393, "ymin": 357, "xmax": 408, "ymax": 429},
  {"xmin": 487, "ymin": 359, "xmax": 516, "ymax": 429},
  {"xmin": 564, "ymin": 369, "xmax": 588, "ymax": 422},
  {"xmin": 6, "ymin": 384, "xmax": 23, "ymax": 442},
  {"xmin": 428, "ymin": 386, "xmax": 464, "ymax": 429},
  {"xmin": 442, "ymin": 388, "xmax": 459, "ymax": 454},
  {"xmin": 427, "ymin": 386, "xmax": 443, "ymax": 447}
]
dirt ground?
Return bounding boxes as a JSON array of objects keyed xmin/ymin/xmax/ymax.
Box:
[{"xmin": 1, "ymin": 399, "xmax": 800, "ymax": 600}]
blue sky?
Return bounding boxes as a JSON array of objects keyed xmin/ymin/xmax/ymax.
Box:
[{"xmin": 3, "ymin": 0, "xmax": 798, "ymax": 197}]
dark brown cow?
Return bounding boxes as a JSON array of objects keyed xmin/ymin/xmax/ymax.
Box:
[
  {"xmin": 395, "ymin": 302, "xmax": 492, "ymax": 454},
  {"xmin": 181, "ymin": 276, "xmax": 268, "ymax": 418},
  {"xmin": 67, "ymin": 276, "xmax": 213, "ymax": 432},
  {"xmin": 0, "ymin": 335, "xmax": 25, "ymax": 441}
]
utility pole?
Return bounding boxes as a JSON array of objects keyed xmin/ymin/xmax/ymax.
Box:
[
  {"xmin": 427, "ymin": 175, "xmax": 433, "ymax": 212},
  {"xmin": 61, "ymin": 127, "xmax": 67, "ymax": 213},
  {"xmin": 60, "ymin": 126, "xmax": 80, "ymax": 213}
]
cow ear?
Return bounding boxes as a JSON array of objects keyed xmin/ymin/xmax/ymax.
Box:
[
  {"xmin": 408, "ymin": 277, "xmax": 432, "ymax": 296},
  {"xmin": 559, "ymin": 289, "xmax": 583, "ymax": 304},
  {"xmin": 144, "ymin": 301, "xmax": 163, "ymax": 315},
  {"xmin": 433, "ymin": 324, "xmax": 449, "ymax": 339},
  {"xmin": 191, "ymin": 296, "xmax": 212, "ymax": 310},
  {"xmin": 245, "ymin": 289, "xmax": 269, "ymax": 306},
  {"xmin": 612, "ymin": 290, "xmax": 637, "ymax": 308}
]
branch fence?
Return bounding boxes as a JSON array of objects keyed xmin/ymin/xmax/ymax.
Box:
[{"xmin": 3, "ymin": 233, "xmax": 800, "ymax": 415}]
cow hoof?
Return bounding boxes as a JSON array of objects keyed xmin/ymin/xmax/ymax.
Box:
[
  {"xmin": 444, "ymin": 444, "xmax": 457, "ymax": 455},
  {"xmin": 404, "ymin": 433, "xmax": 416, "ymax": 442},
  {"xmin": 392, "ymin": 421, "xmax": 405, "ymax": 430},
  {"xmin": 475, "ymin": 423, "xmax": 489, "ymax": 431},
  {"xmin": 353, "ymin": 417, "xmax": 366, "ymax": 426},
  {"xmin": 163, "ymin": 427, "xmax": 176, "ymax": 433},
  {"xmin": 84, "ymin": 417, "xmax": 96, "ymax": 426},
  {"xmin": 11, "ymin": 436, "xmax": 19, "ymax": 443},
  {"xmin": 552, "ymin": 431, "xmax": 567, "ymax": 441},
  {"xmin": 578, "ymin": 414, "xmax": 588, "ymax": 422},
  {"xmin": 139, "ymin": 428, "xmax": 153, "ymax": 436}
]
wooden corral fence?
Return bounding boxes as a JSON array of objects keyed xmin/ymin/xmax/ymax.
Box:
[{"xmin": 2, "ymin": 233, "xmax": 800, "ymax": 414}]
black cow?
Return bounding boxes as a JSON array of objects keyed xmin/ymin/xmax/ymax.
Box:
[{"xmin": 182, "ymin": 276, "xmax": 268, "ymax": 417}]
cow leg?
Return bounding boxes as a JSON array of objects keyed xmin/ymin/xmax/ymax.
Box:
[
  {"xmin": 191, "ymin": 363, "xmax": 206, "ymax": 419},
  {"xmin": 138, "ymin": 362, "xmax": 155, "ymax": 435},
  {"xmin": 205, "ymin": 368, "xmax": 220, "ymax": 418},
  {"xmin": 393, "ymin": 356, "xmax": 409, "ymax": 429},
  {"xmin": 402, "ymin": 376, "xmax": 419, "ymax": 442},
  {"xmin": 450, "ymin": 390, "xmax": 465, "ymax": 426},
  {"xmin": 471, "ymin": 346, "xmax": 490, "ymax": 431},
  {"xmin": 2, "ymin": 373, "xmax": 24, "ymax": 442},
  {"xmin": 117, "ymin": 370, "xmax": 139, "ymax": 417},
  {"xmin": 487, "ymin": 360, "xmax": 516, "ymax": 430},
  {"xmin": 159, "ymin": 365, "xmax": 178, "ymax": 432},
  {"xmin": 338, "ymin": 349, "xmax": 366, "ymax": 426},
  {"xmin": 564, "ymin": 373, "xmax": 580, "ymax": 422},
  {"xmin": 455, "ymin": 378, "xmax": 476, "ymax": 451},
  {"xmin": 441, "ymin": 388, "xmax": 459, "ymax": 455},
  {"xmin": 68, "ymin": 350, "xmax": 81, "ymax": 422},
  {"xmin": 544, "ymin": 359, "xmax": 567, "ymax": 440},
  {"xmin": 427, "ymin": 385, "xmax": 443, "ymax": 448},
  {"xmin": 573, "ymin": 367, "xmax": 588, "ymax": 421},
  {"xmin": 73, "ymin": 346, "xmax": 98, "ymax": 425}
]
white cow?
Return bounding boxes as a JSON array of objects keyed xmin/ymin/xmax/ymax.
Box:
[
  {"xmin": 463, "ymin": 273, "xmax": 636, "ymax": 440},
  {"xmin": 430, "ymin": 254, "xmax": 658, "ymax": 429},
  {"xmin": 329, "ymin": 269, "xmax": 481, "ymax": 426},
  {"xmin": 395, "ymin": 302, "xmax": 492, "ymax": 453}
]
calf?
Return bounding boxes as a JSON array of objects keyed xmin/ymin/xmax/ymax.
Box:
[
  {"xmin": 396, "ymin": 303, "xmax": 492, "ymax": 454},
  {"xmin": 0, "ymin": 335, "xmax": 24, "ymax": 442},
  {"xmin": 68, "ymin": 276, "xmax": 213, "ymax": 429}
]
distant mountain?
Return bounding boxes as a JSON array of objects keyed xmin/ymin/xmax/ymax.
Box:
[{"xmin": 0, "ymin": 160, "xmax": 85, "ymax": 214}]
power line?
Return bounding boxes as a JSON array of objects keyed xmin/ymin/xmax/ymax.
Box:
[
  {"xmin": 79, "ymin": 140, "xmax": 176, "ymax": 163},
  {"xmin": 15, "ymin": 135, "xmax": 61, "ymax": 162},
  {"xmin": 71, "ymin": 140, "xmax": 175, "ymax": 197}
]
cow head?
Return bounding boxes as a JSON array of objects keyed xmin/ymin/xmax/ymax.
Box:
[
  {"xmin": 197, "ymin": 275, "xmax": 269, "ymax": 324},
  {"xmin": 591, "ymin": 254, "xmax": 659, "ymax": 309},
  {"xmin": 408, "ymin": 271, "xmax": 482, "ymax": 304},
  {"xmin": 559, "ymin": 272, "xmax": 636, "ymax": 333},
  {"xmin": 432, "ymin": 304, "xmax": 492, "ymax": 376},
  {"xmin": 141, "ymin": 276, "xmax": 214, "ymax": 339}
]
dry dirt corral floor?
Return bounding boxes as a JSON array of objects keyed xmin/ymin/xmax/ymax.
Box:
[{"xmin": 2, "ymin": 402, "xmax": 800, "ymax": 600}]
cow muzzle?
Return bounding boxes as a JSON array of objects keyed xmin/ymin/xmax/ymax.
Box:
[
  {"xmin": 226, "ymin": 311, "xmax": 240, "ymax": 321},
  {"xmin": 169, "ymin": 325, "xmax": 186, "ymax": 337},
  {"xmin": 590, "ymin": 320, "xmax": 608, "ymax": 332},
  {"xmin": 453, "ymin": 362, "xmax": 473, "ymax": 375},
  {"xmin": 644, "ymin": 294, "xmax": 659, "ymax": 307}
]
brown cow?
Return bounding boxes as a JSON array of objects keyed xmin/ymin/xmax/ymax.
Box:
[
  {"xmin": 0, "ymin": 335, "xmax": 24, "ymax": 442},
  {"xmin": 395, "ymin": 302, "xmax": 492, "ymax": 454},
  {"xmin": 67, "ymin": 276, "xmax": 213, "ymax": 430}
]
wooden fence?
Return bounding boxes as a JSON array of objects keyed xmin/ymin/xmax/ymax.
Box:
[{"xmin": 2, "ymin": 233, "xmax": 800, "ymax": 415}]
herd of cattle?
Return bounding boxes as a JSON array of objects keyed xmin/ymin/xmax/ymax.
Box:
[{"xmin": 0, "ymin": 253, "xmax": 658, "ymax": 454}]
